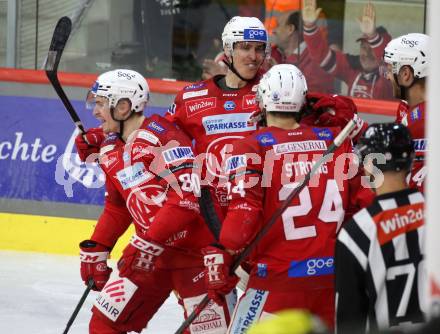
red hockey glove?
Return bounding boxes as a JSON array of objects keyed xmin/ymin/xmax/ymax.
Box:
[
  {"xmin": 79, "ymin": 240, "xmax": 112, "ymax": 291},
  {"xmin": 75, "ymin": 127, "xmax": 105, "ymax": 162},
  {"xmin": 202, "ymin": 245, "xmax": 239, "ymax": 306},
  {"xmin": 117, "ymin": 234, "xmax": 164, "ymax": 284},
  {"xmin": 305, "ymin": 93, "xmax": 367, "ymax": 140}
]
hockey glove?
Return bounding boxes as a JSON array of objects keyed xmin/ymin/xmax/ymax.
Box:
[
  {"xmin": 305, "ymin": 93, "xmax": 367, "ymax": 141},
  {"xmin": 75, "ymin": 127, "xmax": 105, "ymax": 162},
  {"xmin": 79, "ymin": 240, "xmax": 112, "ymax": 291},
  {"xmin": 117, "ymin": 234, "xmax": 164, "ymax": 284},
  {"xmin": 202, "ymin": 245, "xmax": 239, "ymax": 306}
]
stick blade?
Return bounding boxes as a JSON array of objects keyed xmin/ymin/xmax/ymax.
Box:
[{"xmin": 45, "ymin": 16, "xmax": 72, "ymax": 72}]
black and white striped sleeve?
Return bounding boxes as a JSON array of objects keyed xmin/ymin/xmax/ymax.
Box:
[{"xmin": 335, "ymin": 214, "xmax": 370, "ymax": 334}]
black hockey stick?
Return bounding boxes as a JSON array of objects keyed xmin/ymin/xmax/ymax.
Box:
[
  {"xmin": 62, "ymin": 278, "xmax": 94, "ymax": 334},
  {"xmin": 174, "ymin": 119, "xmax": 357, "ymax": 334},
  {"xmin": 45, "ymin": 16, "xmax": 86, "ymax": 134},
  {"xmin": 198, "ymin": 187, "xmax": 222, "ymax": 240}
]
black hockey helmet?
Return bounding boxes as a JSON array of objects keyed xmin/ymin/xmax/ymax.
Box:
[{"xmin": 356, "ymin": 123, "xmax": 414, "ymax": 172}]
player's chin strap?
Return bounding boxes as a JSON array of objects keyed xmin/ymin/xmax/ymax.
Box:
[
  {"xmin": 222, "ymin": 58, "xmax": 252, "ymax": 82},
  {"xmin": 109, "ymin": 107, "xmax": 136, "ymax": 142}
]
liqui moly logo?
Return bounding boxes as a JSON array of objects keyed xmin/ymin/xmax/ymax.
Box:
[
  {"xmin": 185, "ymin": 97, "xmax": 216, "ymax": 117},
  {"xmin": 242, "ymin": 94, "xmax": 256, "ymax": 109}
]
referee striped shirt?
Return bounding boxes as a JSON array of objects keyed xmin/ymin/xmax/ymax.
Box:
[{"xmin": 335, "ymin": 188, "xmax": 426, "ymax": 333}]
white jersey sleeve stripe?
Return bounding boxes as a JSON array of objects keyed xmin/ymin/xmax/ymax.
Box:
[{"xmin": 338, "ymin": 228, "xmax": 368, "ymax": 270}]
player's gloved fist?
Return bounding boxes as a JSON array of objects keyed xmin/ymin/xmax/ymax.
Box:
[
  {"xmin": 79, "ymin": 240, "xmax": 112, "ymax": 291},
  {"xmin": 75, "ymin": 127, "xmax": 105, "ymax": 162},
  {"xmin": 202, "ymin": 245, "xmax": 239, "ymax": 306},
  {"xmin": 307, "ymin": 93, "xmax": 358, "ymax": 127},
  {"xmin": 117, "ymin": 234, "xmax": 164, "ymax": 283},
  {"xmin": 305, "ymin": 93, "xmax": 367, "ymax": 141}
]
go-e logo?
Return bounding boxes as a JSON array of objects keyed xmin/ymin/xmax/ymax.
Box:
[
  {"xmin": 288, "ymin": 256, "xmax": 334, "ymax": 277},
  {"xmin": 243, "ymin": 29, "xmax": 267, "ymax": 41}
]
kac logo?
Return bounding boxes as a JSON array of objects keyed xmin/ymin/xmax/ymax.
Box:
[{"xmin": 224, "ymin": 100, "xmax": 236, "ymax": 111}]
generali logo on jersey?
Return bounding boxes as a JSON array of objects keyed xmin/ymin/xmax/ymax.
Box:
[
  {"xmin": 242, "ymin": 94, "xmax": 256, "ymax": 109},
  {"xmin": 185, "ymin": 97, "xmax": 216, "ymax": 117},
  {"xmin": 376, "ymin": 202, "xmax": 424, "ymax": 245}
]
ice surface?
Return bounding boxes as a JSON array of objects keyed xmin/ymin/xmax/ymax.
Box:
[{"xmin": 0, "ymin": 251, "xmax": 184, "ymax": 333}]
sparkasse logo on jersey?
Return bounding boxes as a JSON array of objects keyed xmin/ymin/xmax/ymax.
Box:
[
  {"xmin": 116, "ymin": 162, "xmax": 152, "ymax": 190},
  {"xmin": 242, "ymin": 94, "xmax": 256, "ymax": 109},
  {"xmin": 185, "ymin": 97, "xmax": 216, "ymax": 117},
  {"xmin": 202, "ymin": 113, "xmax": 256, "ymax": 135}
]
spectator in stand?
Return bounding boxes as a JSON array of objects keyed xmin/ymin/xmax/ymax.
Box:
[
  {"xmin": 270, "ymin": 10, "xmax": 335, "ymax": 93},
  {"xmin": 302, "ymin": 0, "xmax": 394, "ymax": 100}
]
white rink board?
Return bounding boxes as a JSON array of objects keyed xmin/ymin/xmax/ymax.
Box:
[{"xmin": 0, "ymin": 251, "xmax": 183, "ymax": 334}]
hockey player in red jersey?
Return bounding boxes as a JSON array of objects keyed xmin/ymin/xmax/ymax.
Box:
[
  {"xmin": 76, "ymin": 69, "xmax": 233, "ymax": 333},
  {"xmin": 201, "ymin": 64, "xmax": 371, "ymax": 332},
  {"xmin": 166, "ymin": 16, "xmax": 270, "ymax": 217},
  {"xmin": 383, "ymin": 33, "xmax": 430, "ymax": 192}
]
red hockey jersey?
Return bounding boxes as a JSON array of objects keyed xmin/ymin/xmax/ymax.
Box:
[
  {"xmin": 219, "ymin": 125, "xmax": 372, "ymax": 290},
  {"xmin": 91, "ymin": 115, "xmax": 214, "ymax": 267},
  {"xmin": 396, "ymin": 101, "xmax": 426, "ymax": 191},
  {"xmin": 166, "ymin": 76, "xmax": 260, "ymax": 184}
]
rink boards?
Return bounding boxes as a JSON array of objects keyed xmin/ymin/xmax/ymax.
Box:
[
  {"xmin": 0, "ymin": 79, "xmax": 171, "ymax": 256},
  {"xmin": 0, "ymin": 72, "xmax": 393, "ymax": 256}
]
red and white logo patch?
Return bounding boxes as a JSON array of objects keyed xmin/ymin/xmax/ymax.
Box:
[
  {"xmin": 185, "ymin": 97, "xmax": 216, "ymax": 117},
  {"xmin": 242, "ymin": 94, "xmax": 256, "ymax": 109},
  {"xmin": 94, "ymin": 276, "xmax": 138, "ymax": 321}
]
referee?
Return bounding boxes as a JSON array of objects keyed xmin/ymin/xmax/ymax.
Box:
[{"xmin": 335, "ymin": 123, "xmax": 426, "ymax": 333}]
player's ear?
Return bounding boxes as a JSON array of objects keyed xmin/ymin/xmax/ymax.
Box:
[
  {"xmin": 115, "ymin": 99, "xmax": 132, "ymax": 117},
  {"xmin": 399, "ymin": 65, "xmax": 415, "ymax": 86}
]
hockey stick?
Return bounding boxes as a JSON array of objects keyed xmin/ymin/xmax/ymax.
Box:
[
  {"xmin": 62, "ymin": 278, "xmax": 94, "ymax": 334},
  {"xmin": 174, "ymin": 119, "xmax": 357, "ymax": 334},
  {"xmin": 44, "ymin": 16, "xmax": 86, "ymax": 134},
  {"xmin": 198, "ymin": 187, "xmax": 222, "ymax": 240}
]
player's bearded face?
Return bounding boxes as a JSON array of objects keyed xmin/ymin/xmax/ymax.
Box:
[
  {"xmin": 232, "ymin": 41, "xmax": 266, "ymax": 79},
  {"xmin": 92, "ymin": 96, "xmax": 119, "ymax": 133},
  {"xmin": 384, "ymin": 63, "xmax": 402, "ymax": 98}
]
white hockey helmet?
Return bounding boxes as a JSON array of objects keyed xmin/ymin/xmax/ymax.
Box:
[
  {"xmin": 256, "ymin": 64, "xmax": 308, "ymax": 113},
  {"xmin": 87, "ymin": 69, "xmax": 149, "ymax": 112},
  {"xmin": 222, "ymin": 16, "xmax": 270, "ymax": 58},
  {"xmin": 383, "ymin": 33, "xmax": 430, "ymax": 79}
]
